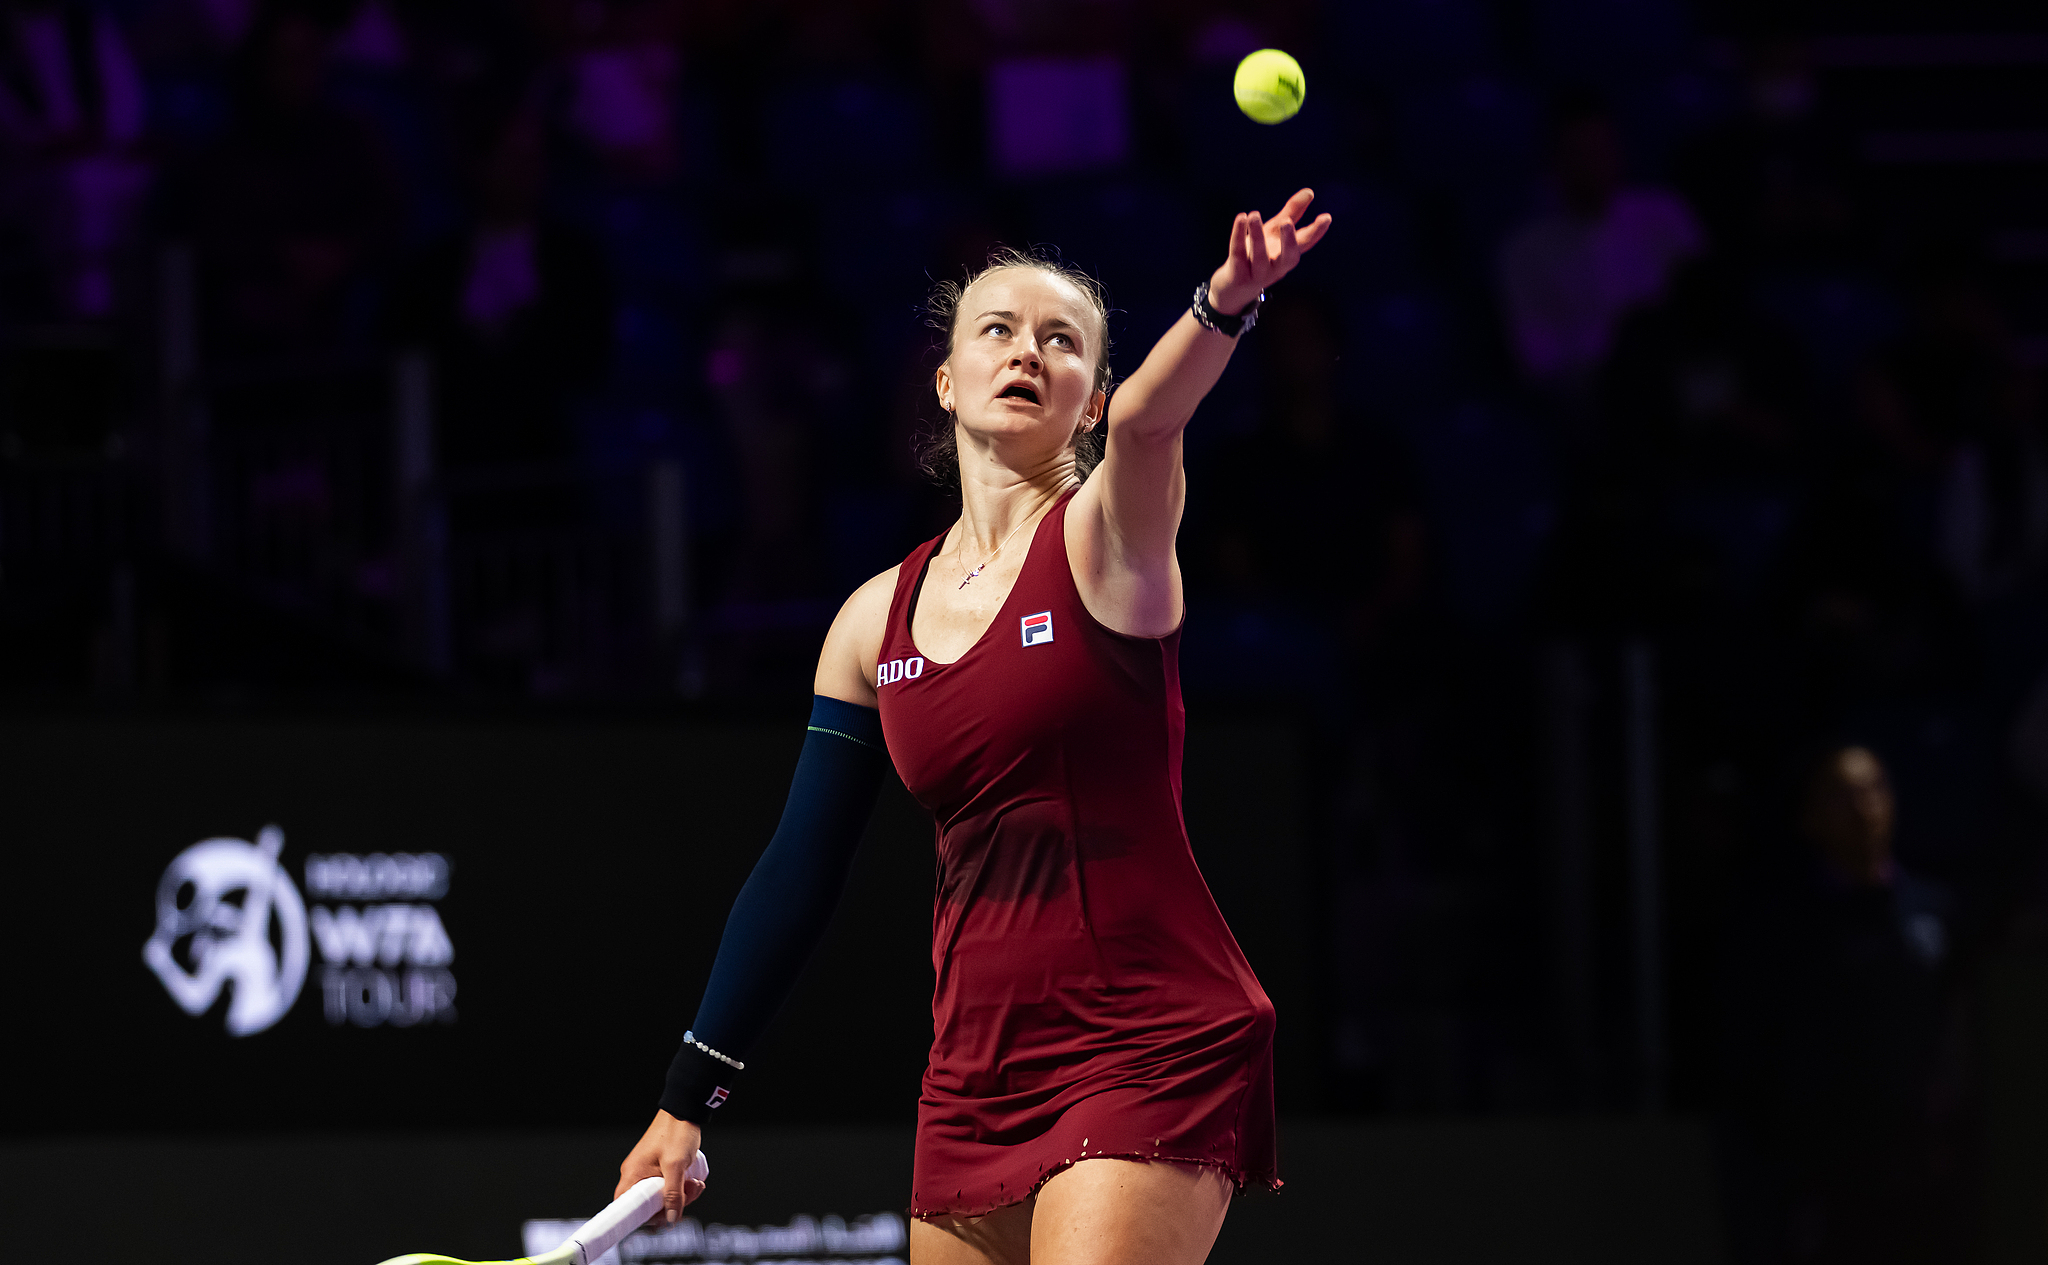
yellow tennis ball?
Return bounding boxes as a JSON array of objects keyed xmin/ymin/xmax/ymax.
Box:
[{"xmin": 1234, "ymin": 49, "xmax": 1306, "ymax": 125}]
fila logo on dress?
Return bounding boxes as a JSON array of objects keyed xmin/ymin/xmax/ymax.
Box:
[
  {"xmin": 878, "ymin": 656, "xmax": 925, "ymax": 685},
  {"xmin": 1021, "ymin": 612, "xmax": 1054, "ymax": 647}
]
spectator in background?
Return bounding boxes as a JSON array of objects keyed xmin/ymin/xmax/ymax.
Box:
[
  {"xmin": 1603, "ymin": 259, "xmax": 1806, "ymax": 487},
  {"xmin": 1181, "ymin": 294, "xmax": 1380, "ymax": 700},
  {"xmin": 705, "ymin": 290, "xmax": 845, "ymax": 605},
  {"xmin": 2017, "ymin": 669, "xmax": 2048, "ymax": 811},
  {"xmin": 1211, "ymin": 296, "xmax": 1377, "ymax": 615},
  {"xmin": 1499, "ymin": 96, "xmax": 1702, "ymax": 402},
  {"xmin": 528, "ymin": 0, "xmax": 685, "ymax": 184},
  {"xmin": 2005, "ymin": 672, "xmax": 2048, "ymax": 954},
  {"xmin": 1596, "ymin": 257, "xmax": 1809, "ymax": 614},
  {"xmin": 387, "ymin": 100, "xmax": 611, "ymax": 517},
  {"xmin": 1856, "ymin": 258, "xmax": 2048, "ymax": 607},
  {"xmin": 0, "ymin": 0, "xmax": 152, "ymax": 321},
  {"xmin": 1721, "ymin": 745, "xmax": 1958, "ymax": 1264},
  {"xmin": 689, "ymin": 279, "xmax": 858, "ymax": 692},
  {"xmin": 165, "ymin": 2, "xmax": 397, "ymax": 358},
  {"xmin": 1678, "ymin": 35, "xmax": 1857, "ymax": 271}
]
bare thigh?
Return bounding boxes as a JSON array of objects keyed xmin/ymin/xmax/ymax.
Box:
[
  {"xmin": 908, "ymin": 1159, "xmax": 1231, "ymax": 1265},
  {"xmin": 910, "ymin": 1200, "xmax": 1033, "ymax": 1265}
]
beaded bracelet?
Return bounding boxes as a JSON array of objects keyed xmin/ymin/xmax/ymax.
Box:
[{"xmin": 684, "ymin": 1030, "xmax": 744, "ymax": 1070}]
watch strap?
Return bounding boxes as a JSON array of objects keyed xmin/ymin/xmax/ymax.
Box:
[{"xmin": 1191, "ymin": 280, "xmax": 1263, "ymax": 337}]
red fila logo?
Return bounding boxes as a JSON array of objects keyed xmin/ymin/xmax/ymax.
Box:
[
  {"xmin": 705, "ymin": 1086, "xmax": 729, "ymax": 1109},
  {"xmin": 878, "ymin": 656, "xmax": 925, "ymax": 685},
  {"xmin": 1021, "ymin": 612, "xmax": 1054, "ymax": 647}
]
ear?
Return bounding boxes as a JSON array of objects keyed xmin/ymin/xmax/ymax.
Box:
[
  {"xmin": 1079, "ymin": 388, "xmax": 1107, "ymax": 433},
  {"xmin": 934, "ymin": 365, "xmax": 955, "ymax": 412}
]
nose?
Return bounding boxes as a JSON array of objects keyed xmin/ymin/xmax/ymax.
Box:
[{"xmin": 1011, "ymin": 345, "xmax": 1041, "ymax": 371}]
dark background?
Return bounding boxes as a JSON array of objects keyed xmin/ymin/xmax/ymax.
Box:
[
  {"xmin": 7, "ymin": 713, "xmax": 1312, "ymax": 1133},
  {"xmin": 7, "ymin": 0, "xmax": 2048, "ymax": 1260}
]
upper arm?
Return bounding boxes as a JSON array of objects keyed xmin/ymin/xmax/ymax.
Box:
[
  {"xmin": 1066, "ymin": 313, "xmax": 1228, "ymax": 635},
  {"xmin": 1068, "ymin": 400, "xmax": 1188, "ymax": 638},
  {"xmin": 814, "ymin": 565, "xmax": 898, "ymax": 707},
  {"xmin": 1078, "ymin": 407, "xmax": 1187, "ymax": 566}
]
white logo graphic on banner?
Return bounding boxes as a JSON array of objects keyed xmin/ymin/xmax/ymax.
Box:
[
  {"xmin": 306, "ymin": 851, "xmax": 459, "ymax": 1028},
  {"xmin": 142, "ymin": 825, "xmax": 309, "ymax": 1036},
  {"xmin": 523, "ymin": 1210, "xmax": 907, "ymax": 1265}
]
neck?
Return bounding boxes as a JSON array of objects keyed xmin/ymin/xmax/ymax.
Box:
[
  {"xmin": 953, "ymin": 441, "xmax": 1080, "ymax": 553},
  {"xmin": 955, "ymin": 477, "xmax": 1071, "ymax": 559}
]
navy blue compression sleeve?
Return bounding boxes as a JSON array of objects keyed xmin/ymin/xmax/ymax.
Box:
[{"xmin": 659, "ymin": 695, "xmax": 886, "ymax": 1123}]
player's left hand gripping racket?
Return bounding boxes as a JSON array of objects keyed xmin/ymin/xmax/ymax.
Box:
[{"xmin": 373, "ymin": 1152, "xmax": 709, "ymax": 1265}]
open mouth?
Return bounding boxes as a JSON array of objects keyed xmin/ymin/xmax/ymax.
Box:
[{"xmin": 999, "ymin": 384, "xmax": 1041, "ymax": 404}]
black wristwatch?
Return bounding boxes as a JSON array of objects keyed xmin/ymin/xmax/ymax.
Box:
[{"xmin": 1191, "ymin": 281, "xmax": 1264, "ymax": 338}]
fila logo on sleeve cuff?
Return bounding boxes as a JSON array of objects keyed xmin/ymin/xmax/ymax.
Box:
[
  {"xmin": 705, "ymin": 1086, "xmax": 729, "ymax": 1109},
  {"xmin": 1021, "ymin": 612, "xmax": 1054, "ymax": 646}
]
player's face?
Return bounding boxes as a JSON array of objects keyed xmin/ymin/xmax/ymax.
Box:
[{"xmin": 939, "ymin": 269, "xmax": 1104, "ymax": 459}]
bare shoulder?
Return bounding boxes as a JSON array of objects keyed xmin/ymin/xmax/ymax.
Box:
[{"xmin": 813, "ymin": 565, "xmax": 900, "ymax": 706}]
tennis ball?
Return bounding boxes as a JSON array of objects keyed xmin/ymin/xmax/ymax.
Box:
[{"xmin": 1234, "ymin": 49, "xmax": 1306, "ymax": 125}]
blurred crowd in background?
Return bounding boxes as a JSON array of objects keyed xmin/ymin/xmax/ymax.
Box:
[{"xmin": 5, "ymin": 0, "xmax": 2048, "ymax": 1259}]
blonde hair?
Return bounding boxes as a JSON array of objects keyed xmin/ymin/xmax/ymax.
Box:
[{"xmin": 917, "ymin": 247, "xmax": 1113, "ymax": 482}]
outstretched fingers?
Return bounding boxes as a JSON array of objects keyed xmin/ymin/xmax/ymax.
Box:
[
  {"xmin": 1295, "ymin": 212, "xmax": 1334, "ymax": 252},
  {"xmin": 1268, "ymin": 216, "xmax": 1298, "ymax": 266},
  {"xmin": 1272, "ymin": 187, "xmax": 1318, "ymax": 227},
  {"xmin": 1219, "ymin": 194, "xmax": 1331, "ymax": 291}
]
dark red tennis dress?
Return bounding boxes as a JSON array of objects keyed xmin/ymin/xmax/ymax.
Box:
[{"xmin": 875, "ymin": 488, "xmax": 1279, "ymax": 1219}]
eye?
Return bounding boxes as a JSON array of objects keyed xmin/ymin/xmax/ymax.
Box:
[
  {"xmin": 982, "ymin": 322, "xmax": 1009, "ymax": 338},
  {"xmin": 1048, "ymin": 331, "xmax": 1075, "ymax": 349}
]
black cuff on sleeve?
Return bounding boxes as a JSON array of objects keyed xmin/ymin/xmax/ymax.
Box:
[{"xmin": 659, "ymin": 1041, "xmax": 740, "ymax": 1125}]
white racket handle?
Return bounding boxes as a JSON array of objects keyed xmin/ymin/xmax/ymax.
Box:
[{"xmin": 568, "ymin": 1152, "xmax": 709, "ymax": 1265}]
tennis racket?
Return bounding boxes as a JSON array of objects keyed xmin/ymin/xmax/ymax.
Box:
[{"xmin": 373, "ymin": 1152, "xmax": 710, "ymax": 1265}]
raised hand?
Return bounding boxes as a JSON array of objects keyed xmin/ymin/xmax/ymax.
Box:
[{"xmin": 1207, "ymin": 188, "xmax": 1333, "ymax": 315}]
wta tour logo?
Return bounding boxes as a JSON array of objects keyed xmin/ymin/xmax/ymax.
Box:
[
  {"xmin": 304, "ymin": 849, "xmax": 458, "ymax": 1028},
  {"xmin": 145, "ymin": 827, "xmax": 458, "ymax": 1033},
  {"xmin": 143, "ymin": 825, "xmax": 309, "ymax": 1036}
]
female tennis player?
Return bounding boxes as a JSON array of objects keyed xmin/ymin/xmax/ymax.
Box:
[{"xmin": 617, "ymin": 188, "xmax": 1332, "ymax": 1265}]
